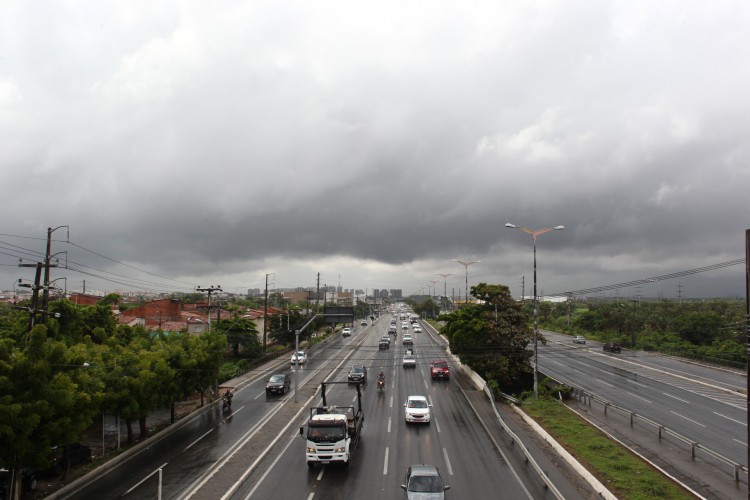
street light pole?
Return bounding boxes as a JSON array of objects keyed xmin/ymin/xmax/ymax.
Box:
[
  {"xmin": 453, "ymin": 260, "xmax": 480, "ymax": 307},
  {"xmin": 506, "ymin": 223, "xmax": 564, "ymax": 400},
  {"xmin": 436, "ymin": 273, "xmax": 454, "ymax": 312}
]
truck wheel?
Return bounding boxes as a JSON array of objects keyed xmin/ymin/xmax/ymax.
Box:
[{"xmin": 307, "ymin": 462, "xmax": 314, "ymax": 469}]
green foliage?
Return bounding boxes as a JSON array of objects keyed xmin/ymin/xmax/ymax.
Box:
[
  {"xmin": 0, "ymin": 300, "xmax": 226, "ymax": 473},
  {"xmin": 538, "ymin": 298, "xmax": 745, "ymax": 367},
  {"xmin": 440, "ymin": 283, "xmax": 533, "ymax": 392}
]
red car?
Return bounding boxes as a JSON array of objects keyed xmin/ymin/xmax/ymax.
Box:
[{"xmin": 430, "ymin": 360, "xmax": 450, "ymax": 380}]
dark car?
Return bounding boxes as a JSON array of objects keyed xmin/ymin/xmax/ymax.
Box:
[
  {"xmin": 379, "ymin": 337, "xmax": 391, "ymax": 350},
  {"xmin": 266, "ymin": 373, "xmax": 291, "ymax": 395},
  {"xmin": 603, "ymin": 342, "xmax": 622, "ymax": 353},
  {"xmin": 348, "ymin": 364, "xmax": 368, "ymax": 383},
  {"xmin": 401, "ymin": 464, "xmax": 450, "ymax": 499}
]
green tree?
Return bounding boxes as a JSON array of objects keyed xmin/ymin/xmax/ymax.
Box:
[{"xmin": 440, "ymin": 283, "xmax": 533, "ymax": 392}]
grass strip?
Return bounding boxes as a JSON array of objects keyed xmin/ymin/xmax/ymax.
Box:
[{"xmin": 523, "ymin": 399, "xmax": 694, "ymax": 499}]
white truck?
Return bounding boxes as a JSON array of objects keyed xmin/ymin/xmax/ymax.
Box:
[{"xmin": 300, "ymin": 381, "xmax": 363, "ymax": 468}]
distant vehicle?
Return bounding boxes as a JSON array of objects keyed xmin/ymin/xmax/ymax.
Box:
[
  {"xmin": 404, "ymin": 395, "xmax": 431, "ymax": 424},
  {"xmin": 342, "ymin": 327, "xmax": 352, "ymax": 337},
  {"xmin": 291, "ymin": 351, "xmax": 307, "ymax": 364},
  {"xmin": 360, "ymin": 320, "xmax": 368, "ymax": 326},
  {"xmin": 266, "ymin": 373, "xmax": 291, "ymax": 395},
  {"xmin": 348, "ymin": 364, "xmax": 368, "ymax": 383},
  {"xmin": 413, "ymin": 325, "xmax": 422, "ymax": 333},
  {"xmin": 379, "ymin": 337, "xmax": 391, "ymax": 350},
  {"xmin": 603, "ymin": 342, "xmax": 622, "ymax": 353},
  {"xmin": 401, "ymin": 465, "xmax": 450, "ymax": 499},
  {"xmin": 430, "ymin": 360, "xmax": 450, "ymax": 380},
  {"xmin": 403, "ymin": 354, "xmax": 416, "ymax": 368},
  {"xmin": 402, "ymin": 334, "xmax": 413, "ymax": 345},
  {"xmin": 574, "ymin": 335, "xmax": 586, "ymax": 345},
  {"xmin": 388, "ymin": 326, "xmax": 398, "ymax": 335}
]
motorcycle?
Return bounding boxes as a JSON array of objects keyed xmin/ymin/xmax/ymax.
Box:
[
  {"xmin": 377, "ymin": 379, "xmax": 385, "ymax": 392},
  {"xmin": 222, "ymin": 395, "xmax": 233, "ymax": 412}
]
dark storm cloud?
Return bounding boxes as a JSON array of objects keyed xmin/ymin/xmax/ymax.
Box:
[{"xmin": 1, "ymin": 1, "xmax": 748, "ymax": 298}]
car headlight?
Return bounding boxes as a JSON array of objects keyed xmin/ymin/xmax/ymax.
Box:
[
  {"xmin": 306, "ymin": 447, "xmax": 316, "ymax": 453},
  {"xmin": 334, "ymin": 447, "xmax": 346, "ymax": 453}
]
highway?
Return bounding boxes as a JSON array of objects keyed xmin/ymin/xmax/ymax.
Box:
[
  {"xmin": 538, "ymin": 330, "xmax": 747, "ymax": 495},
  {"xmin": 61, "ymin": 316, "xmax": 587, "ymax": 499}
]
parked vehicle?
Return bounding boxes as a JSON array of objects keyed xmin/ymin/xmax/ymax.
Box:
[
  {"xmin": 430, "ymin": 360, "xmax": 450, "ymax": 380},
  {"xmin": 603, "ymin": 342, "xmax": 622, "ymax": 353},
  {"xmin": 301, "ymin": 381, "xmax": 363, "ymax": 467}
]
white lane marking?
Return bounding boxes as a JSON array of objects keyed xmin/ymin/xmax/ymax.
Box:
[
  {"xmin": 662, "ymin": 392, "xmax": 691, "ymax": 404},
  {"xmin": 434, "ymin": 417, "xmax": 441, "ymax": 433},
  {"xmin": 670, "ymin": 411, "xmax": 706, "ymax": 427},
  {"xmin": 184, "ymin": 429, "xmax": 214, "ymax": 452},
  {"xmin": 442, "ymin": 448, "xmax": 453, "ymax": 475},
  {"xmin": 125, "ymin": 462, "xmax": 168, "ymax": 494},
  {"xmin": 734, "ymin": 439, "xmax": 747, "ymax": 446},
  {"xmin": 383, "ymin": 447, "xmax": 389, "ymax": 475},
  {"xmin": 625, "ymin": 392, "xmax": 652, "ymax": 404},
  {"xmin": 713, "ymin": 412, "xmax": 747, "ymax": 426},
  {"xmin": 389, "ymin": 395, "xmax": 393, "ymax": 408},
  {"xmin": 317, "ymin": 467, "xmax": 324, "ymax": 481},
  {"xmin": 597, "ymin": 380, "xmax": 614, "ymax": 388},
  {"xmin": 253, "ymin": 391, "xmax": 265, "ymax": 400},
  {"xmin": 307, "ymin": 493, "xmax": 314, "ymax": 500},
  {"xmin": 223, "ymin": 406, "xmax": 244, "ymax": 419},
  {"xmin": 428, "ymin": 396, "xmax": 434, "ymax": 406},
  {"xmin": 388, "ymin": 417, "xmax": 392, "ymax": 433},
  {"xmin": 628, "ymin": 380, "xmax": 649, "ymax": 389}
]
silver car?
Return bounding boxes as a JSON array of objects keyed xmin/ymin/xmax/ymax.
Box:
[{"xmin": 401, "ymin": 465, "xmax": 450, "ymax": 499}]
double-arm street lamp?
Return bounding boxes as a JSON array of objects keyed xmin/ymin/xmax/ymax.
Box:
[
  {"xmin": 506, "ymin": 223, "xmax": 564, "ymax": 399},
  {"xmin": 453, "ymin": 260, "xmax": 480, "ymax": 306}
]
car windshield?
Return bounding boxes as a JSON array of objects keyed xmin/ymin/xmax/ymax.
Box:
[
  {"xmin": 269, "ymin": 375, "xmax": 285, "ymax": 383},
  {"xmin": 433, "ymin": 362, "xmax": 447, "ymax": 368},
  {"xmin": 308, "ymin": 426, "xmax": 345, "ymax": 442},
  {"xmin": 408, "ymin": 399, "xmax": 428, "ymax": 408},
  {"xmin": 408, "ymin": 475, "xmax": 443, "ymax": 492},
  {"xmin": 351, "ymin": 366, "xmax": 364, "ymax": 373}
]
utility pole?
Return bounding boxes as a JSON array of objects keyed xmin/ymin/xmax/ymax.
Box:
[
  {"xmin": 316, "ymin": 273, "xmax": 320, "ymax": 314},
  {"xmin": 744, "ymin": 227, "xmax": 749, "ymax": 499},
  {"xmin": 41, "ymin": 226, "xmax": 69, "ymax": 324},
  {"xmin": 16, "ymin": 263, "xmax": 43, "ymax": 331},
  {"xmin": 196, "ymin": 286, "xmax": 222, "ymax": 332},
  {"xmin": 263, "ymin": 273, "xmax": 275, "ymax": 350}
]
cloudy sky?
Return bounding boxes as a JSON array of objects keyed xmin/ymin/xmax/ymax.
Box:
[{"xmin": 1, "ymin": 1, "xmax": 748, "ymax": 300}]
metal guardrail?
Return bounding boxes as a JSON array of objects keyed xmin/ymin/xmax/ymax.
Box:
[
  {"xmin": 572, "ymin": 387, "xmax": 748, "ymax": 481},
  {"xmin": 420, "ymin": 321, "xmax": 564, "ymax": 498}
]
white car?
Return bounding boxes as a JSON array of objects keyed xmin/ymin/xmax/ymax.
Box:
[
  {"xmin": 404, "ymin": 395, "xmax": 431, "ymax": 424},
  {"xmin": 574, "ymin": 335, "xmax": 586, "ymax": 345},
  {"xmin": 402, "ymin": 334, "xmax": 413, "ymax": 345},
  {"xmin": 360, "ymin": 320, "xmax": 368, "ymax": 326},
  {"xmin": 413, "ymin": 325, "xmax": 422, "ymax": 333},
  {"xmin": 402, "ymin": 354, "xmax": 416, "ymax": 368},
  {"xmin": 290, "ymin": 351, "xmax": 307, "ymax": 364},
  {"xmin": 342, "ymin": 327, "xmax": 352, "ymax": 337}
]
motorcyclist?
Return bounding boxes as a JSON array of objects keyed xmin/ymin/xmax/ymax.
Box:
[
  {"xmin": 223, "ymin": 389, "xmax": 233, "ymax": 408},
  {"xmin": 377, "ymin": 371, "xmax": 386, "ymax": 386}
]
